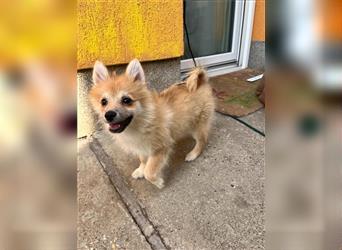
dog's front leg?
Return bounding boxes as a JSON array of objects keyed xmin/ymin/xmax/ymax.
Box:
[
  {"xmin": 144, "ymin": 151, "xmax": 168, "ymax": 189},
  {"xmin": 131, "ymin": 155, "xmax": 147, "ymax": 179}
]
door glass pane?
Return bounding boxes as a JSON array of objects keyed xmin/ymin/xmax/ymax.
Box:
[{"xmin": 183, "ymin": 0, "xmax": 236, "ymax": 60}]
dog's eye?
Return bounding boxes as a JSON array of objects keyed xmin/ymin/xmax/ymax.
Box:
[
  {"xmin": 101, "ymin": 98, "xmax": 108, "ymax": 106},
  {"xmin": 121, "ymin": 96, "xmax": 133, "ymax": 105}
]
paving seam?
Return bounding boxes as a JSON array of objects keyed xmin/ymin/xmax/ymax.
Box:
[{"xmin": 89, "ymin": 136, "xmax": 169, "ymax": 250}]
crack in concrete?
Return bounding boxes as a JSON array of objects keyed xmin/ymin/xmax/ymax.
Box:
[{"xmin": 89, "ymin": 137, "xmax": 169, "ymax": 250}]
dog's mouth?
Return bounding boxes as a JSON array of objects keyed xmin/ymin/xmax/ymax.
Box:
[{"xmin": 108, "ymin": 115, "xmax": 133, "ymax": 133}]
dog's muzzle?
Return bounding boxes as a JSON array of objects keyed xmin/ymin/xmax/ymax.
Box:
[{"xmin": 108, "ymin": 115, "xmax": 133, "ymax": 133}]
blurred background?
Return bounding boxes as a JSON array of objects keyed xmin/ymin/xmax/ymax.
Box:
[
  {"xmin": 0, "ymin": 0, "xmax": 76, "ymax": 249},
  {"xmin": 267, "ymin": 0, "xmax": 342, "ymax": 249}
]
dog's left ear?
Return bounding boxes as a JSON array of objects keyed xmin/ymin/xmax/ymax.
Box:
[{"xmin": 126, "ymin": 59, "xmax": 145, "ymax": 83}]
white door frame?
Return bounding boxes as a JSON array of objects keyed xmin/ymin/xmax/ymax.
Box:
[{"xmin": 181, "ymin": 0, "xmax": 256, "ymax": 78}]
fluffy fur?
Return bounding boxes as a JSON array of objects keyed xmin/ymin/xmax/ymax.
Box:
[{"xmin": 89, "ymin": 59, "xmax": 215, "ymax": 188}]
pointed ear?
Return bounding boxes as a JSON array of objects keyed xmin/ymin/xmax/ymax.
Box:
[
  {"xmin": 125, "ymin": 59, "xmax": 145, "ymax": 83},
  {"xmin": 92, "ymin": 61, "xmax": 109, "ymax": 84}
]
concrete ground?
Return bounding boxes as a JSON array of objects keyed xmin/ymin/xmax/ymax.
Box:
[{"xmin": 78, "ymin": 110, "xmax": 265, "ymax": 250}]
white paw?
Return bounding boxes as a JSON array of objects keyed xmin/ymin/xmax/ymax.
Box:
[
  {"xmin": 185, "ymin": 151, "xmax": 199, "ymax": 162},
  {"xmin": 131, "ymin": 167, "xmax": 144, "ymax": 179},
  {"xmin": 151, "ymin": 178, "xmax": 165, "ymax": 189}
]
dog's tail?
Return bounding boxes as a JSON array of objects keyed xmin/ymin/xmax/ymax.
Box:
[{"xmin": 185, "ymin": 68, "xmax": 209, "ymax": 93}]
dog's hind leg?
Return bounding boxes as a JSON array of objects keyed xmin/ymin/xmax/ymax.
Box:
[
  {"xmin": 132, "ymin": 155, "xmax": 147, "ymax": 179},
  {"xmin": 185, "ymin": 123, "xmax": 209, "ymax": 162}
]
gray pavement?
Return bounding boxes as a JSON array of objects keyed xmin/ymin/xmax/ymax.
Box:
[
  {"xmin": 78, "ymin": 112, "xmax": 265, "ymax": 249},
  {"xmin": 78, "ymin": 142, "xmax": 151, "ymax": 250},
  {"xmin": 239, "ymin": 109, "xmax": 265, "ymax": 134}
]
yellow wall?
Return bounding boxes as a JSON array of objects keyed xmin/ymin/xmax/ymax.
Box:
[
  {"xmin": 252, "ymin": 0, "xmax": 265, "ymax": 41},
  {"xmin": 77, "ymin": 0, "xmax": 183, "ymax": 69}
]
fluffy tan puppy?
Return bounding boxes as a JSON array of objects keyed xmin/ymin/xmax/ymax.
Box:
[{"xmin": 89, "ymin": 59, "xmax": 215, "ymax": 188}]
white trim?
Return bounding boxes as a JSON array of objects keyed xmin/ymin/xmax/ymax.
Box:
[
  {"xmin": 180, "ymin": 0, "xmax": 256, "ymax": 77},
  {"xmin": 238, "ymin": 0, "xmax": 256, "ymax": 69},
  {"xmin": 181, "ymin": 0, "xmax": 244, "ymax": 70},
  {"xmin": 181, "ymin": 52, "xmax": 237, "ymax": 70},
  {"xmin": 181, "ymin": 63, "xmax": 243, "ymax": 79},
  {"xmin": 206, "ymin": 64, "xmax": 243, "ymax": 77}
]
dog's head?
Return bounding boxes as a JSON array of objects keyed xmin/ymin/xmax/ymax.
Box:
[{"xmin": 89, "ymin": 59, "xmax": 150, "ymax": 133}]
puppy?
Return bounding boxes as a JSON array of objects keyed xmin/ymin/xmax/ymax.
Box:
[{"xmin": 89, "ymin": 59, "xmax": 215, "ymax": 188}]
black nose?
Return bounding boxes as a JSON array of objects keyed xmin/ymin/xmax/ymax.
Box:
[{"xmin": 105, "ymin": 111, "xmax": 117, "ymax": 122}]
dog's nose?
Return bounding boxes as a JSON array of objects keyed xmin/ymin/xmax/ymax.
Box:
[{"xmin": 105, "ymin": 111, "xmax": 117, "ymax": 122}]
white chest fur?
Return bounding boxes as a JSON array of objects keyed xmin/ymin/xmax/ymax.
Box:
[{"xmin": 114, "ymin": 129, "xmax": 152, "ymax": 157}]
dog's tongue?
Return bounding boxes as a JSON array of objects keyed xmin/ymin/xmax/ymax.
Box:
[{"xmin": 109, "ymin": 123, "xmax": 120, "ymax": 130}]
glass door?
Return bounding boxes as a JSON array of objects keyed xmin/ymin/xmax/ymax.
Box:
[{"xmin": 181, "ymin": 0, "xmax": 245, "ymax": 72}]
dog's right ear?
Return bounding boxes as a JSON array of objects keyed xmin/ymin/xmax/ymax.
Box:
[
  {"xmin": 92, "ymin": 61, "xmax": 109, "ymax": 84},
  {"xmin": 126, "ymin": 59, "xmax": 145, "ymax": 83}
]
